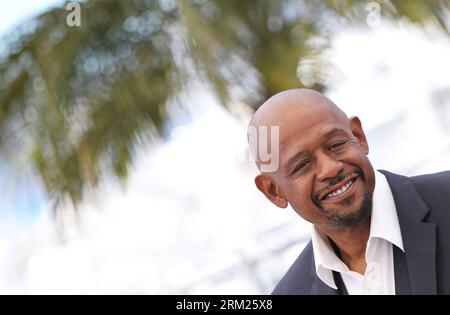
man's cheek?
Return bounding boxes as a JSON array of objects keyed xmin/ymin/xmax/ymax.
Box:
[{"xmin": 297, "ymin": 191, "xmax": 314, "ymax": 208}]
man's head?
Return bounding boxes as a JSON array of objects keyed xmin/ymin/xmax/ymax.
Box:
[{"xmin": 248, "ymin": 89, "xmax": 375, "ymax": 232}]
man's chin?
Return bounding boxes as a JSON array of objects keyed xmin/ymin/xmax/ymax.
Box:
[{"xmin": 323, "ymin": 197, "xmax": 372, "ymax": 228}]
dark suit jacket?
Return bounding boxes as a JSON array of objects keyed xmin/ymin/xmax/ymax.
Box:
[{"xmin": 272, "ymin": 170, "xmax": 450, "ymax": 295}]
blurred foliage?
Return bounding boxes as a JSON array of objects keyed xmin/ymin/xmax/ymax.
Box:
[{"xmin": 0, "ymin": 0, "xmax": 449, "ymax": 210}]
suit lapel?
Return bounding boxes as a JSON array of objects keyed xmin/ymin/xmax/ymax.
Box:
[
  {"xmin": 309, "ymin": 252, "xmax": 341, "ymax": 295},
  {"xmin": 393, "ymin": 244, "xmax": 412, "ymax": 294},
  {"xmin": 380, "ymin": 170, "xmax": 437, "ymax": 294},
  {"xmin": 310, "ymin": 279, "xmax": 340, "ymax": 295}
]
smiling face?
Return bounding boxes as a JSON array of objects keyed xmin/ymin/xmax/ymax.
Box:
[{"xmin": 251, "ymin": 89, "xmax": 375, "ymax": 231}]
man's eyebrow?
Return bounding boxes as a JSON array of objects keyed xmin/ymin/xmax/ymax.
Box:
[{"xmin": 323, "ymin": 127, "xmax": 346, "ymax": 139}]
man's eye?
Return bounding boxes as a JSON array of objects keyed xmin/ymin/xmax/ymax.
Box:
[
  {"xmin": 293, "ymin": 160, "xmax": 310, "ymax": 173},
  {"xmin": 329, "ymin": 141, "xmax": 346, "ymax": 150}
]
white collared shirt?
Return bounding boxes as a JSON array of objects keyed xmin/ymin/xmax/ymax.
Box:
[{"xmin": 311, "ymin": 171, "xmax": 404, "ymax": 295}]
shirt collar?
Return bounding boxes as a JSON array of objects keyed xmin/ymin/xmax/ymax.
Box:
[
  {"xmin": 368, "ymin": 170, "xmax": 404, "ymax": 251},
  {"xmin": 311, "ymin": 225, "xmax": 347, "ymax": 289},
  {"xmin": 311, "ymin": 170, "xmax": 404, "ymax": 289}
]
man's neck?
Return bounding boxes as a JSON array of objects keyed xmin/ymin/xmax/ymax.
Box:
[{"xmin": 320, "ymin": 217, "xmax": 371, "ymax": 275}]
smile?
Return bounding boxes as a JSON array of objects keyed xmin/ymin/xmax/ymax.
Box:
[
  {"xmin": 326, "ymin": 179, "xmax": 354, "ymax": 198},
  {"xmin": 319, "ymin": 175, "xmax": 359, "ymax": 201}
]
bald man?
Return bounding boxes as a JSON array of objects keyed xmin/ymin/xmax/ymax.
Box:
[{"xmin": 249, "ymin": 89, "xmax": 450, "ymax": 295}]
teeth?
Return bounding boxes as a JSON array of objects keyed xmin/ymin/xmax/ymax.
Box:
[{"xmin": 326, "ymin": 180, "xmax": 353, "ymax": 199}]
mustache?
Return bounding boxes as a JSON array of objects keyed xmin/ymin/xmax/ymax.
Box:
[{"xmin": 313, "ymin": 169, "xmax": 364, "ymax": 202}]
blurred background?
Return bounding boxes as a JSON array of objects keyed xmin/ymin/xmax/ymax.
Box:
[{"xmin": 1, "ymin": 0, "xmax": 450, "ymax": 294}]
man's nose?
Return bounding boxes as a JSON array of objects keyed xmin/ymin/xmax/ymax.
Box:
[{"xmin": 315, "ymin": 153, "xmax": 344, "ymax": 182}]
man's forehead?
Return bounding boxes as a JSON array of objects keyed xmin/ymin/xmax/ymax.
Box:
[
  {"xmin": 277, "ymin": 109, "xmax": 347, "ymax": 146},
  {"xmin": 254, "ymin": 99, "xmax": 329, "ymax": 126}
]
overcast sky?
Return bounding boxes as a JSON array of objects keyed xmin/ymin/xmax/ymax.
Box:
[{"xmin": 0, "ymin": 0, "xmax": 64, "ymax": 37}]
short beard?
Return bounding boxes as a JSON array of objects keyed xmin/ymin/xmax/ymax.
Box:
[
  {"xmin": 324, "ymin": 189, "xmax": 372, "ymax": 228},
  {"xmin": 313, "ymin": 170, "xmax": 373, "ymax": 229}
]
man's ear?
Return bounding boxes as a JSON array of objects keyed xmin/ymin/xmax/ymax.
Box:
[
  {"xmin": 255, "ymin": 174, "xmax": 288, "ymax": 208},
  {"xmin": 349, "ymin": 116, "xmax": 369, "ymax": 155}
]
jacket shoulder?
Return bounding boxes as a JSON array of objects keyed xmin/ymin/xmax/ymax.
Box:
[
  {"xmin": 407, "ymin": 171, "xmax": 450, "ymax": 221},
  {"xmin": 409, "ymin": 171, "xmax": 450, "ymax": 203},
  {"xmin": 410, "ymin": 171, "xmax": 450, "ymax": 187},
  {"xmin": 272, "ymin": 241, "xmax": 315, "ymax": 295}
]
